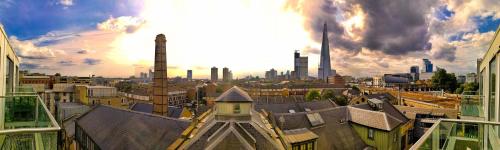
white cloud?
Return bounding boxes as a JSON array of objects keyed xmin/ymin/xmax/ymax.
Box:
[
  {"xmin": 60, "ymin": 0, "xmax": 73, "ymax": 6},
  {"xmin": 97, "ymin": 16, "xmax": 145, "ymax": 33},
  {"xmin": 9, "ymin": 36, "xmax": 57, "ymax": 59}
]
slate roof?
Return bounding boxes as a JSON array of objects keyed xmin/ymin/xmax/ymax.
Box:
[
  {"xmin": 272, "ymin": 107, "xmax": 369, "ymax": 150},
  {"xmin": 130, "ymin": 103, "xmax": 184, "ymax": 118},
  {"xmin": 215, "ymin": 86, "xmax": 253, "ymax": 102},
  {"xmin": 255, "ymin": 100, "xmax": 337, "ymax": 113},
  {"xmin": 76, "ymin": 105, "xmax": 191, "ymax": 150}
]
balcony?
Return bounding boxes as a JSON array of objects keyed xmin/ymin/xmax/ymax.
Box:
[
  {"xmin": 411, "ymin": 119, "xmax": 500, "ymax": 150},
  {"xmin": 460, "ymin": 91, "xmax": 483, "ymax": 120},
  {"xmin": 0, "ymin": 88, "xmax": 61, "ymax": 149}
]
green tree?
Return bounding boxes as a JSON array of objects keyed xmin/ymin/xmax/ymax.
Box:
[
  {"xmin": 305, "ymin": 90, "xmax": 321, "ymax": 101},
  {"xmin": 431, "ymin": 69, "xmax": 458, "ymax": 92},
  {"xmin": 333, "ymin": 95, "xmax": 348, "ymax": 106},
  {"xmin": 456, "ymin": 82, "xmax": 479, "ymax": 94},
  {"xmin": 322, "ymin": 89, "xmax": 335, "ymax": 100}
]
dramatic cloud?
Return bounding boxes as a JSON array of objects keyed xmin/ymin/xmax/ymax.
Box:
[
  {"xmin": 302, "ymin": 45, "xmax": 320, "ymax": 55},
  {"xmin": 286, "ymin": 0, "xmax": 436, "ymax": 55},
  {"xmin": 97, "ymin": 16, "xmax": 145, "ymax": 33},
  {"xmin": 9, "ymin": 36, "xmax": 56, "ymax": 59},
  {"xmin": 83, "ymin": 58, "xmax": 101, "ymax": 65},
  {"xmin": 433, "ymin": 44, "xmax": 457, "ymax": 62}
]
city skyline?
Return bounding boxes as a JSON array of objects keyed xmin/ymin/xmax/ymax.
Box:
[{"xmin": 1, "ymin": 0, "xmax": 500, "ymax": 78}]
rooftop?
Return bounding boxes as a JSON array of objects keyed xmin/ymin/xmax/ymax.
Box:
[{"xmin": 76, "ymin": 105, "xmax": 191, "ymax": 150}]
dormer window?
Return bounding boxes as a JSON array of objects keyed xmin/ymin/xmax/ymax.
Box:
[{"xmin": 233, "ymin": 104, "xmax": 241, "ymax": 114}]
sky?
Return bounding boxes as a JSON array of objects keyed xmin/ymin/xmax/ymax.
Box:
[{"xmin": 1, "ymin": 0, "xmax": 499, "ymax": 78}]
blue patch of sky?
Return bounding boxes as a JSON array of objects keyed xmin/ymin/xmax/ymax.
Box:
[
  {"xmin": 474, "ymin": 15, "xmax": 500, "ymax": 33},
  {"xmin": 448, "ymin": 32, "xmax": 468, "ymax": 42},
  {"xmin": 0, "ymin": 0, "xmax": 143, "ymax": 40},
  {"xmin": 435, "ymin": 5, "xmax": 454, "ymax": 21}
]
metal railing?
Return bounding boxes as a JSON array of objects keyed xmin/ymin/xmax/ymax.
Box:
[
  {"xmin": 410, "ymin": 119, "xmax": 500, "ymax": 150},
  {"xmin": 0, "ymin": 88, "xmax": 61, "ymax": 149}
]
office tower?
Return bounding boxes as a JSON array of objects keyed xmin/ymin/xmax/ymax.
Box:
[
  {"xmin": 410, "ymin": 65, "xmax": 420, "ymax": 81},
  {"xmin": 153, "ymin": 34, "xmax": 168, "ymax": 115},
  {"xmin": 294, "ymin": 50, "xmax": 308, "ymax": 80},
  {"xmin": 422, "ymin": 59, "xmax": 433, "ymax": 73},
  {"xmin": 187, "ymin": 70, "xmax": 192, "ymax": 81},
  {"xmin": 223, "ymin": 67, "xmax": 230, "ymax": 82},
  {"xmin": 211, "ymin": 67, "xmax": 218, "ymax": 82},
  {"xmin": 265, "ymin": 68, "xmax": 278, "ymax": 80},
  {"xmin": 410, "ymin": 66, "xmax": 419, "ymax": 73},
  {"xmin": 318, "ymin": 23, "xmax": 333, "ymax": 81}
]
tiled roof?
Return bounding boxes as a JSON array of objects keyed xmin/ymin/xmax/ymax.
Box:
[
  {"xmin": 347, "ymin": 106, "xmax": 402, "ymax": 131},
  {"xmin": 215, "ymin": 86, "xmax": 253, "ymax": 102},
  {"xmin": 76, "ymin": 105, "xmax": 191, "ymax": 150}
]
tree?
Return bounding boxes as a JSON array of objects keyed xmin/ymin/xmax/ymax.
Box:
[
  {"xmin": 456, "ymin": 82, "xmax": 479, "ymax": 94},
  {"xmin": 431, "ymin": 69, "xmax": 457, "ymax": 92},
  {"xmin": 351, "ymin": 86, "xmax": 360, "ymax": 92},
  {"xmin": 333, "ymin": 95, "xmax": 348, "ymax": 106},
  {"xmin": 322, "ymin": 89, "xmax": 335, "ymax": 100},
  {"xmin": 305, "ymin": 90, "xmax": 321, "ymax": 101}
]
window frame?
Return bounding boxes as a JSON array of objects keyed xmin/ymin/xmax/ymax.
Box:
[{"xmin": 368, "ymin": 128, "xmax": 374, "ymax": 140}]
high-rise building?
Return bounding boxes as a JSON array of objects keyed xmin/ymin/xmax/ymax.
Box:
[
  {"xmin": 211, "ymin": 67, "xmax": 218, "ymax": 82},
  {"xmin": 187, "ymin": 70, "xmax": 192, "ymax": 81},
  {"xmin": 153, "ymin": 34, "xmax": 168, "ymax": 115},
  {"xmin": 294, "ymin": 50, "xmax": 308, "ymax": 80},
  {"xmin": 222, "ymin": 67, "xmax": 231, "ymax": 82},
  {"xmin": 422, "ymin": 59, "xmax": 433, "ymax": 73},
  {"xmin": 410, "ymin": 65, "xmax": 420, "ymax": 81},
  {"xmin": 265, "ymin": 68, "xmax": 278, "ymax": 80},
  {"xmin": 318, "ymin": 23, "xmax": 334, "ymax": 81}
]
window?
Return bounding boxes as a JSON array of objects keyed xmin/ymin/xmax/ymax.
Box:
[
  {"xmin": 368, "ymin": 128, "xmax": 374, "ymax": 139},
  {"xmin": 291, "ymin": 140, "xmax": 315, "ymax": 150},
  {"xmin": 5, "ymin": 57, "xmax": 13, "ymax": 93},
  {"xmin": 233, "ymin": 104, "xmax": 241, "ymax": 114},
  {"xmin": 489, "ymin": 57, "xmax": 496, "ymax": 121},
  {"xmin": 393, "ymin": 133, "xmax": 397, "ymax": 143}
]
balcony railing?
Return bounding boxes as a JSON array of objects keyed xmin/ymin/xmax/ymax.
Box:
[
  {"xmin": 0, "ymin": 88, "xmax": 60, "ymax": 149},
  {"xmin": 460, "ymin": 91, "xmax": 483, "ymax": 119},
  {"xmin": 411, "ymin": 119, "xmax": 500, "ymax": 150}
]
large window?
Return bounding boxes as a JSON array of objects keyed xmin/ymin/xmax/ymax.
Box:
[{"xmin": 489, "ymin": 57, "xmax": 496, "ymax": 121}]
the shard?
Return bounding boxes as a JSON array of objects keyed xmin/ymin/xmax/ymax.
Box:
[{"xmin": 318, "ymin": 23, "xmax": 333, "ymax": 81}]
